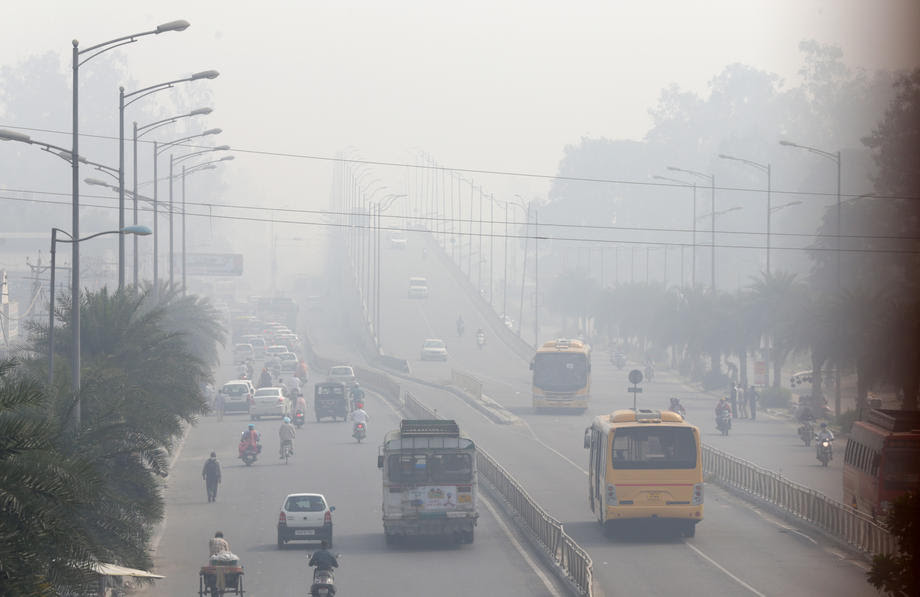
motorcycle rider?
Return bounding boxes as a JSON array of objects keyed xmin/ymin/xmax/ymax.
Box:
[
  {"xmin": 309, "ymin": 540, "xmax": 339, "ymax": 594},
  {"xmin": 294, "ymin": 392, "xmax": 308, "ymax": 419},
  {"xmin": 815, "ymin": 422, "xmax": 834, "ymax": 443},
  {"xmin": 715, "ymin": 397, "xmax": 732, "ymax": 429},
  {"xmin": 669, "ymin": 397, "xmax": 685, "ymax": 416},
  {"xmin": 209, "ymin": 531, "xmax": 231, "ymax": 556},
  {"xmin": 351, "ymin": 404, "xmax": 369, "ymax": 434},
  {"xmin": 350, "ymin": 383, "xmax": 365, "ymax": 408},
  {"xmin": 476, "ymin": 327, "xmax": 485, "ymax": 347},
  {"xmin": 456, "ymin": 315, "xmax": 465, "ymax": 336},
  {"xmin": 258, "ymin": 367, "xmax": 273, "ymax": 389},
  {"xmin": 279, "ymin": 416, "xmax": 296, "ymax": 458},
  {"xmin": 239, "ymin": 423, "xmax": 262, "ymax": 457},
  {"xmin": 202, "ymin": 452, "xmax": 222, "ymax": 503}
]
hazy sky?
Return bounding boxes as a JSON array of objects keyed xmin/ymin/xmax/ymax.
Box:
[{"xmin": 3, "ymin": 0, "xmax": 919, "ymax": 214}]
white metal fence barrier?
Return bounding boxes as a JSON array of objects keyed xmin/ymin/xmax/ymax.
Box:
[{"xmin": 702, "ymin": 444, "xmax": 896, "ymax": 556}]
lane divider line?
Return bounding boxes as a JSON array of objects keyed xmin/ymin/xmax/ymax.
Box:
[
  {"xmin": 685, "ymin": 542, "xmax": 766, "ymax": 597},
  {"xmin": 480, "ymin": 493, "xmax": 562, "ymax": 597}
]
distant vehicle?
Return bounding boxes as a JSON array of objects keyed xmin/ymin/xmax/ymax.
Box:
[
  {"xmin": 379, "ymin": 419, "xmax": 478, "ymax": 545},
  {"xmin": 279, "ymin": 353, "xmax": 299, "ymax": 374},
  {"xmin": 500, "ymin": 314, "xmax": 514, "ymax": 330},
  {"xmin": 844, "ymin": 409, "xmax": 920, "ymax": 518},
  {"xmin": 249, "ymin": 336, "xmax": 267, "ymax": 358},
  {"xmin": 585, "ymin": 409, "xmax": 703, "ymax": 538},
  {"xmin": 314, "ymin": 381, "xmax": 350, "ymax": 422},
  {"xmin": 389, "ymin": 233, "xmax": 408, "ymax": 249},
  {"xmin": 530, "ymin": 338, "xmax": 591, "ymax": 413},
  {"xmin": 250, "ymin": 387, "xmax": 290, "ymax": 420},
  {"xmin": 265, "ymin": 344, "xmax": 289, "ymax": 359},
  {"xmin": 408, "ymin": 276, "xmax": 429, "ymax": 299},
  {"xmin": 277, "ymin": 493, "xmax": 335, "ymax": 548},
  {"xmin": 420, "ymin": 338, "xmax": 448, "ymax": 361},
  {"xmin": 219, "ymin": 380, "xmax": 254, "ymax": 414},
  {"xmin": 233, "ymin": 343, "xmax": 255, "ymax": 365},
  {"xmin": 327, "ymin": 365, "xmax": 356, "ymax": 386}
]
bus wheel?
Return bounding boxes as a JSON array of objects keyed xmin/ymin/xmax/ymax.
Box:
[
  {"xmin": 682, "ymin": 521, "xmax": 696, "ymax": 538},
  {"xmin": 603, "ymin": 521, "xmax": 617, "ymax": 539}
]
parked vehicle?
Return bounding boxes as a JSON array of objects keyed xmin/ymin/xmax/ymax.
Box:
[
  {"xmin": 314, "ymin": 382, "xmax": 349, "ymax": 422},
  {"xmin": 277, "ymin": 493, "xmax": 335, "ymax": 547}
]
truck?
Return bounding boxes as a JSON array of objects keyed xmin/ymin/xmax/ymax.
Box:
[{"xmin": 377, "ymin": 419, "xmax": 478, "ymax": 545}]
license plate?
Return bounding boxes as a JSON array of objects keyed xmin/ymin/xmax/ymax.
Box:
[{"xmin": 294, "ymin": 529, "xmax": 315, "ymax": 536}]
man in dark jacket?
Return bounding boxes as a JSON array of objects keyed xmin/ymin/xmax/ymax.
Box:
[{"xmin": 202, "ymin": 452, "xmax": 222, "ymax": 502}]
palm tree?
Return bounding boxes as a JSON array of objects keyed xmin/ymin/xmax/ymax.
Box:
[{"xmin": 748, "ymin": 271, "xmax": 806, "ymax": 388}]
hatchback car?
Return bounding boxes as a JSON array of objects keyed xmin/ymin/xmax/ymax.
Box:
[
  {"xmin": 420, "ymin": 338, "xmax": 448, "ymax": 361},
  {"xmin": 250, "ymin": 387, "xmax": 289, "ymax": 420},
  {"xmin": 233, "ymin": 343, "xmax": 255, "ymax": 364},
  {"xmin": 277, "ymin": 493, "xmax": 335, "ymax": 547},
  {"xmin": 265, "ymin": 344, "xmax": 289, "ymax": 359},
  {"xmin": 279, "ymin": 352, "xmax": 298, "ymax": 373},
  {"xmin": 219, "ymin": 380, "xmax": 253, "ymax": 413},
  {"xmin": 327, "ymin": 365, "xmax": 356, "ymax": 386},
  {"xmin": 408, "ymin": 276, "xmax": 429, "ymax": 299}
]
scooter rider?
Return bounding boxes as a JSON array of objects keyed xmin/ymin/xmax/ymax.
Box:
[
  {"xmin": 456, "ymin": 315, "xmax": 465, "ymax": 336},
  {"xmin": 279, "ymin": 417, "xmax": 296, "ymax": 458},
  {"xmin": 816, "ymin": 422, "xmax": 834, "ymax": 443},
  {"xmin": 240, "ymin": 423, "xmax": 262, "ymax": 455},
  {"xmin": 309, "ymin": 540, "xmax": 339, "ymax": 571},
  {"xmin": 351, "ymin": 405, "xmax": 369, "ymax": 433}
]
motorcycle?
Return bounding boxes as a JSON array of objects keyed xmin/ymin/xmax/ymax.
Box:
[
  {"xmin": 816, "ymin": 437, "xmax": 833, "ymax": 467},
  {"xmin": 798, "ymin": 421, "xmax": 814, "ymax": 447},
  {"xmin": 238, "ymin": 441, "xmax": 261, "ymax": 466},
  {"xmin": 716, "ymin": 412, "xmax": 731, "ymax": 436},
  {"xmin": 352, "ymin": 422, "xmax": 366, "ymax": 443},
  {"xmin": 293, "ymin": 410, "xmax": 305, "ymax": 429},
  {"xmin": 644, "ymin": 364, "xmax": 655, "ymax": 382},
  {"xmin": 668, "ymin": 399, "xmax": 686, "ymax": 418},
  {"xmin": 457, "ymin": 321, "xmax": 465, "ymax": 337},
  {"xmin": 612, "ymin": 353, "xmax": 626, "ymax": 370},
  {"xmin": 310, "ymin": 567, "xmax": 336, "ymax": 597},
  {"xmin": 476, "ymin": 332, "xmax": 485, "ymax": 350}
]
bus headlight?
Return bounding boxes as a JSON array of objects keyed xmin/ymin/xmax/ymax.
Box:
[
  {"xmin": 692, "ymin": 483, "xmax": 704, "ymax": 506},
  {"xmin": 606, "ymin": 484, "xmax": 617, "ymax": 505}
]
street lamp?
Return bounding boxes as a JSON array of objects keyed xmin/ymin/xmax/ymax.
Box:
[
  {"xmin": 372, "ymin": 193, "xmax": 408, "ymax": 349},
  {"xmin": 134, "ymin": 108, "xmax": 212, "ymax": 287},
  {"xmin": 47, "ymin": 226, "xmax": 150, "ymax": 407},
  {"xmin": 669, "ymin": 166, "xmax": 716, "ymax": 291},
  {"xmin": 780, "ymin": 139, "xmax": 843, "ymax": 417},
  {"xmin": 178, "ymin": 156, "xmax": 233, "ymax": 292},
  {"xmin": 71, "ymin": 21, "xmax": 189, "ymax": 428},
  {"xmin": 653, "ymin": 174, "xmax": 697, "ymax": 287},
  {"xmin": 719, "ymin": 153, "xmax": 772, "ymax": 275},
  {"xmin": 154, "ymin": 128, "xmax": 221, "ymax": 292},
  {"xmin": 118, "ymin": 70, "xmax": 218, "ymax": 289}
]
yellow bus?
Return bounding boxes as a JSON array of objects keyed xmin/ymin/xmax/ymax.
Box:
[
  {"xmin": 584, "ymin": 409, "xmax": 703, "ymax": 537},
  {"xmin": 530, "ymin": 338, "xmax": 591, "ymax": 412}
]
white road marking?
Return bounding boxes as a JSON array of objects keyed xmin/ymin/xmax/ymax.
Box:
[
  {"xmin": 480, "ymin": 493, "xmax": 562, "ymax": 596},
  {"xmin": 685, "ymin": 542, "xmax": 766, "ymax": 597},
  {"xmin": 518, "ymin": 420, "xmax": 589, "ymax": 476}
]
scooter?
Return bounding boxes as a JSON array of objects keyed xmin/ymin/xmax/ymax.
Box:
[
  {"xmin": 238, "ymin": 441, "xmax": 261, "ymax": 466},
  {"xmin": 353, "ymin": 422, "xmax": 366, "ymax": 443},
  {"xmin": 716, "ymin": 412, "xmax": 731, "ymax": 436},
  {"xmin": 310, "ymin": 567, "xmax": 336, "ymax": 597},
  {"xmin": 816, "ymin": 437, "xmax": 833, "ymax": 466},
  {"xmin": 668, "ymin": 399, "xmax": 686, "ymax": 418},
  {"xmin": 612, "ymin": 354, "xmax": 626, "ymax": 370},
  {"xmin": 476, "ymin": 332, "xmax": 485, "ymax": 350},
  {"xmin": 293, "ymin": 410, "xmax": 305, "ymax": 429},
  {"xmin": 798, "ymin": 421, "xmax": 814, "ymax": 447}
]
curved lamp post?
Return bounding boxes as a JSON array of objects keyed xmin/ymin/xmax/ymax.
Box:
[
  {"xmin": 719, "ymin": 153, "xmax": 772, "ymax": 275},
  {"xmin": 69, "ymin": 21, "xmax": 188, "ymax": 428},
  {"xmin": 118, "ymin": 71, "xmax": 218, "ymax": 288},
  {"xmin": 654, "ymin": 174, "xmax": 697, "ymax": 287},
  {"xmin": 669, "ymin": 166, "xmax": 716, "ymax": 291},
  {"xmin": 47, "ymin": 225, "xmax": 150, "ymax": 413},
  {"xmin": 371, "ymin": 193, "xmax": 408, "ymax": 350}
]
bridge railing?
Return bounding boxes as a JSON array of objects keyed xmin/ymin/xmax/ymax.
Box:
[{"xmin": 702, "ymin": 444, "xmax": 896, "ymax": 556}]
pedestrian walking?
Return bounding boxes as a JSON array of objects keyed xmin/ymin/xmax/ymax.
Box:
[
  {"xmin": 729, "ymin": 383, "xmax": 738, "ymax": 419},
  {"xmin": 202, "ymin": 452, "xmax": 222, "ymax": 503},
  {"xmin": 738, "ymin": 385, "xmax": 748, "ymax": 418},
  {"xmin": 748, "ymin": 385, "xmax": 759, "ymax": 420},
  {"xmin": 215, "ymin": 390, "xmax": 225, "ymax": 422}
]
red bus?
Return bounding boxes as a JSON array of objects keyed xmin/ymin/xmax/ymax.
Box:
[{"xmin": 843, "ymin": 409, "xmax": 920, "ymax": 518}]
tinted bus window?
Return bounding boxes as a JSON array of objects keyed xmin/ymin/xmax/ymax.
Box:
[{"xmin": 611, "ymin": 427, "xmax": 697, "ymax": 470}]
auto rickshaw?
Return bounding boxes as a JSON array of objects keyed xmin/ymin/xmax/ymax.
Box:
[{"xmin": 314, "ymin": 381, "xmax": 349, "ymax": 422}]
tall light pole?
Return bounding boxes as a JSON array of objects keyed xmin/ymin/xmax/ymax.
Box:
[
  {"xmin": 719, "ymin": 153, "xmax": 771, "ymax": 274},
  {"xmin": 179, "ymin": 156, "xmax": 233, "ymax": 292},
  {"xmin": 654, "ymin": 175, "xmax": 696, "ymax": 287},
  {"xmin": 780, "ymin": 140, "xmax": 842, "ymax": 417},
  {"xmin": 71, "ymin": 20, "xmax": 189, "ymax": 427},
  {"xmin": 48, "ymin": 226, "xmax": 151, "ymax": 389},
  {"xmin": 118, "ymin": 70, "xmax": 218, "ymax": 289},
  {"xmin": 374, "ymin": 193, "xmax": 407, "ymax": 350},
  {"xmin": 669, "ymin": 166, "xmax": 715, "ymax": 291},
  {"xmin": 135, "ymin": 108, "xmax": 212, "ymax": 286}
]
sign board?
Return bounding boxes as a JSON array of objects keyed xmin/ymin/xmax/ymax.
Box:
[
  {"xmin": 628, "ymin": 369, "xmax": 644, "ymax": 385},
  {"xmin": 183, "ymin": 253, "xmax": 243, "ymax": 276},
  {"xmin": 753, "ymin": 360, "xmax": 767, "ymax": 386}
]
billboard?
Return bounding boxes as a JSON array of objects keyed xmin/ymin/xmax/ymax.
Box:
[{"xmin": 184, "ymin": 253, "xmax": 244, "ymax": 276}]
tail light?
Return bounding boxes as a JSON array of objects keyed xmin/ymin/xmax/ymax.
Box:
[
  {"xmin": 324, "ymin": 510, "xmax": 332, "ymax": 524},
  {"xmin": 278, "ymin": 511, "xmax": 287, "ymax": 525},
  {"xmin": 692, "ymin": 483, "xmax": 704, "ymax": 505},
  {"xmin": 606, "ymin": 484, "xmax": 617, "ymax": 505}
]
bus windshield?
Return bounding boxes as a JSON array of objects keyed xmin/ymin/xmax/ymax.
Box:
[
  {"xmin": 533, "ymin": 353, "xmax": 588, "ymax": 392},
  {"xmin": 388, "ymin": 453, "xmax": 473, "ymax": 484},
  {"xmin": 611, "ymin": 427, "xmax": 697, "ymax": 470}
]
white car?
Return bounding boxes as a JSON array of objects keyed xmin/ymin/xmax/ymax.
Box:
[
  {"xmin": 265, "ymin": 344, "xmax": 289, "ymax": 359},
  {"xmin": 250, "ymin": 387, "xmax": 289, "ymax": 420},
  {"xmin": 277, "ymin": 493, "xmax": 335, "ymax": 547},
  {"xmin": 279, "ymin": 352, "xmax": 299, "ymax": 374},
  {"xmin": 327, "ymin": 365, "xmax": 356, "ymax": 386},
  {"xmin": 219, "ymin": 380, "xmax": 254, "ymax": 413},
  {"xmin": 420, "ymin": 338, "xmax": 448, "ymax": 361},
  {"xmin": 389, "ymin": 233, "xmax": 408, "ymax": 249},
  {"xmin": 233, "ymin": 343, "xmax": 255, "ymax": 364},
  {"xmin": 408, "ymin": 276, "xmax": 429, "ymax": 299}
]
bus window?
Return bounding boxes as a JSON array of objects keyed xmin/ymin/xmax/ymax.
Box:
[
  {"xmin": 388, "ymin": 454, "xmax": 429, "ymax": 483},
  {"xmin": 611, "ymin": 427, "xmax": 697, "ymax": 470},
  {"xmin": 430, "ymin": 454, "xmax": 472, "ymax": 483},
  {"xmin": 882, "ymin": 450, "xmax": 920, "ymax": 492}
]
